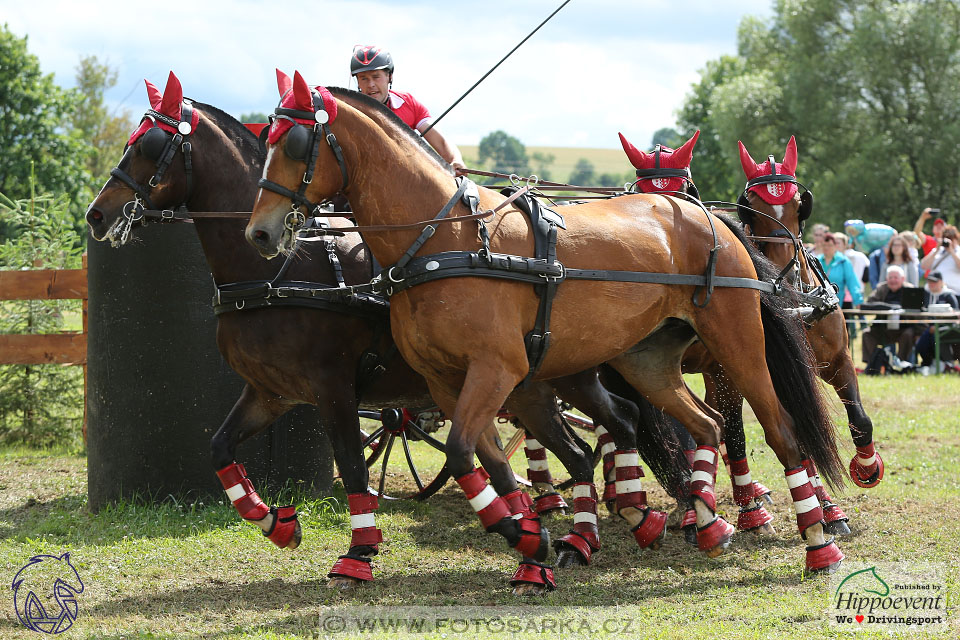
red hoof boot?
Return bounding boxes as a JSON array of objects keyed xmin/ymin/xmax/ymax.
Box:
[
  {"xmin": 512, "ymin": 515, "xmax": 551, "ymax": 562},
  {"xmin": 822, "ymin": 502, "xmax": 851, "ymax": 536},
  {"xmin": 753, "ymin": 482, "xmax": 773, "ymax": 504},
  {"xmin": 264, "ymin": 505, "xmax": 301, "ymax": 549},
  {"xmin": 554, "ymin": 531, "xmax": 596, "ymax": 566},
  {"xmin": 680, "ymin": 508, "xmax": 698, "ymax": 546},
  {"xmin": 805, "ymin": 538, "xmax": 844, "ymax": 574},
  {"xmin": 697, "ymin": 516, "xmax": 735, "ymax": 557},
  {"xmin": 328, "ymin": 554, "xmax": 373, "ymax": 582},
  {"xmin": 533, "ymin": 492, "xmax": 568, "ymax": 516},
  {"xmin": 510, "ymin": 559, "xmax": 556, "ymax": 593},
  {"xmin": 602, "ymin": 482, "xmax": 617, "ymax": 515},
  {"xmin": 737, "ymin": 503, "xmax": 774, "ymax": 532},
  {"xmin": 631, "ymin": 508, "xmax": 668, "ymax": 550},
  {"xmin": 850, "ymin": 452, "xmax": 884, "ymax": 489}
]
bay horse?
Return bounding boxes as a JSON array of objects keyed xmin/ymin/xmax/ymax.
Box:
[
  {"xmin": 735, "ymin": 137, "xmax": 883, "ymax": 493},
  {"xmin": 84, "ymin": 72, "xmax": 688, "ymax": 593},
  {"xmin": 245, "ymin": 73, "xmax": 847, "ymax": 578}
]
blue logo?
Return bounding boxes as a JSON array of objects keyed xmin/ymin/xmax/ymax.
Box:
[{"xmin": 11, "ymin": 553, "xmax": 84, "ymax": 634}]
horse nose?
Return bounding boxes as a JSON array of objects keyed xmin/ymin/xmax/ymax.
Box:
[
  {"xmin": 246, "ymin": 225, "xmax": 272, "ymax": 252},
  {"xmin": 86, "ymin": 206, "xmax": 104, "ymax": 228}
]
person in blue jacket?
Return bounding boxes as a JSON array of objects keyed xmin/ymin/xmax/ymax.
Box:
[{"xmin": 818, "ymin": 232, "xmax": 864, "ymax": 307}]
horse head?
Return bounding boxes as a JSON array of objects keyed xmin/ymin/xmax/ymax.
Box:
[
  {"xmin": 85, "ymin": 71, "xmax": 263, "ymax": 246},
  {"xmin": 246, "ymin": 69, "xmax": 351, "ymax": 258},
  {"xmin": 619, "ymin": 130, "xmax": 700, "ymax": 198}
]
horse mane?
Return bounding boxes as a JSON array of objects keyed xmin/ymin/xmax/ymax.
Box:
[
  {"xmin": 190, "ymin": 100, "xmax": 265, "ymax": 161},
  {"xmin": 326, "ymin": 86, "xmax": 454, "ymax": 175},
  {"xmin": 714, "ymin": 212, "xmax": 781, "ymax": 284}
]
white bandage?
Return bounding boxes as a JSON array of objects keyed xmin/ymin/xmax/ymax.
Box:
[
  {"xmin": 616, "ymin": 478, "xmax": 643, "ymax": 495},
  {"xmin": 350, "ymin": 513, "xmax": 375, "ymax": 530},
  {"xmin": 573, "ymin": 485, "xmax": 595, "ymax": 500},
  {"xmin": 793, "ymin": 495, "xmax": 821, "ymax": 514},
  {"xmin": 786, "ymin": 468, "xmax": 810, "ymax": 489},
  {"xmin": 224, "ymin": 484, "xmax": 246, "ymax": 502},
  {"xmin": 694, "ymin": 448, "xmax": 716, "ymax": 465},
  {"xmin": 615, "ymin": 452, "xmax": 639, "ymax": 468},
  {"xmin": 574, "ymin": 512, "xmax": 598, "ymax": 525},
  {"xmin": 468, "ymin": 485, "xmax": 499, "ymax": 512},
  {"xmin": 733, "ymin": 472, "xmax": 753, "ymax": 486}
]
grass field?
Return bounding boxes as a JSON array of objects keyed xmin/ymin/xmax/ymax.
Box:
[
  {"xmin": 459, "ymin": 146, "xmax": 630, "ymax": 184},
  {"xmin": 0, "ymin": 375, "xmax": 958, "ymax": 639}
]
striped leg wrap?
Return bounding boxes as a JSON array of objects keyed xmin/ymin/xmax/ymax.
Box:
[
  {"xmin": 503, "ymin": 488, "xmax": 550, "ymax": 561},
  {"xmin": 456, "ymin": 467, "xmax": 511, "ymax": 531},
  {"xmin": 596, "ymin": 426, "xmax": 617, "ymax": 504},
  {"xmin": 728, "ymin": 457, "xmax": 756, "ymax": 507},
  {"xmin": 785, "ymin": 465, "xmax": 824, "ymax": 535},
  {"xmin": 802, "ymin": 459, "xmax": 847, "ymax": 524},
  {"xmin": 689, "ymin": 446, "xmax": 719, "ymax": 512},
  {"xmin": 555, "ymin": 482, "xmax": 600, "ymax": 562},
  {"xmin": 217, "ymin": 462, "xmax": 270, "ymax": 522},
  {"xmin": 523, "ymin": 435, "xmax": 554, "ymax": 486},
  {"xmin": 613, "ymin": 449, "xmax": 647, "ymax": 512},
  {"xmin": 347, "ymin": 492, "xmax": 383, "ymax": 550}
]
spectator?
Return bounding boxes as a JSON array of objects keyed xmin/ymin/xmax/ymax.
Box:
[
  {"xmin": 861, "ymin": 265, "xmax": 918, "ymax": 366},
  {"xmin": 818, "ymin": 233, "xmax": 863, "ymax": 310},
  {"xmin": 915, "ymin": 271, "xmax": 960, "ymax": 368},
  {"xmin": 900, "ymin": 230, "xmax": 922, "ymax": 262},
  {"xmin": 835, "ymin": 232, "xmax": 868, "ymax": 337},
  {"xmin": 913, "ymin": 208, "xmax": 947, "ymax": 259},
  {"xmin": 866, "ymin": 244, "xmax": 886, "ymax": 290},
  {"xmin": 919, "ymin": 225, "xmax": 960, "ymax": 292},
  {"xmin": 881, "ymin": 233, "xmax": 919, "ymax": 286},
  {"xmin": 810, "ymin": 223, "xmax": 830, "ymax": 256}
]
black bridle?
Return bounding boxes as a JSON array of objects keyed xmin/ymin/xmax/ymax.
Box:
[
  {"xmin": 257, "ymin": 90, "xmax": 350, "ymax": 234},
  {"xmin": 108, "ymin": 102, "xmax": 197, "ymax": 242},
  {"xmin": 631, "ymin": 145, "xmax": 701, "ymax": 200}
]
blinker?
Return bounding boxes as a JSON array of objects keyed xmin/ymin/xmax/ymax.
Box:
[
  {"xmin": 140, "ymin": 126, "xmax": 169, "ymax": 161},
  {"xmin": 284, "ymin": 125, "xmax": 311, "ymax": 161}
]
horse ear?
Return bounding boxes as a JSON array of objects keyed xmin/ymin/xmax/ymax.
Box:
[
  {"xmin": 672, "ymin": 130, "xmax": 700, "ymax": 168},
  {"xmin": 276, "ymin": 68, "xmax": 292, "ymax": 96},
  {"xmin": 738, "ymin": 140, "xmax": 759, "ymax": 179},
  {"xmin": 618, "ymin": 132, "xmax": 649, "ymax": 169},
  {"xmin": 144, "ymin": 79, "xmax": 162, "ymax": 109},
  {"xmin": 782, "ymin": 135, "xmax": 798, "ymax": 176},
  {"xmin": 292, "ymin": 71, "xmax": 312, "ymax": 111},
  {"xmin": 158, "ymin": 71, "xmax": 183, "ymax": 118}
]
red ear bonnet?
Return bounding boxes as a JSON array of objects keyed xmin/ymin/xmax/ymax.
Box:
[
  {"xmin": 127, "ymin": 71, "xmax": 199, "ymax": 145},
  {"xmin": 276, "ymin": 68, "xmax": 292, "ymax": 97},
  {"xmin": 620, "ymin": 130, "xmax": 699, "ymax": 194},
  {"xmin": 267, "ymin": 70, "xmax": 339, "ymax": 144},
  {"xmin": 739, "ymin": 136, "xmax": 799, "ymax": 205}
]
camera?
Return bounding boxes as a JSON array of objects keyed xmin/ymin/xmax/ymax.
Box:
[
  {"xmin": 929, "ymin": 208, "xmax": 941, "ymax": 215},
  {"xmin": 944, "ymin": 238, "xmax": 952, "ymax": 247}
]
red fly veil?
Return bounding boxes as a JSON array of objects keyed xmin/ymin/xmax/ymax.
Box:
[
  {"xmin": 127, "ymin": 71, "xmax": 200, "ymax": 145},
  {"xmin": 267, "ymin": 70, "xmax": 338, "ymax": 144},
  {"xmin": 619, "ymin": 130, "xmax": 699, "ymax": 194},
  {"xmin": 739, "ymin": 136, "xmax": 799, "ymax": 205}
]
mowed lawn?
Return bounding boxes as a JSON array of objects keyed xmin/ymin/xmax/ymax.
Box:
[{"xmin": 0, "ymin": 375, "xmax": 958, "ymax": 639}]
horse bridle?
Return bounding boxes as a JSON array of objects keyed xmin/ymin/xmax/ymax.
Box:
[
  {"xmin": 632, "ymin": 144, "xmax": 701, "ymax": 199},
  {"xmin": 257, "ymin": 90, "xmax": 350, "ymax": 233},
  {"xmin": 108, "ymin": 102, "xmax": 197, "ymax": 242}
]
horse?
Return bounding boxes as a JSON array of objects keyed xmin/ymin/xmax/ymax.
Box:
[
  {"xmin": 245, "ymin": 72, "xmax": 847, "ymax": 580},
  {"xmin": 735, "ymin": 137, "xmax": 883, "ymax": 492},
  {"xmin": 85, "ymin": 72, "xmax": 688, "ymax": 594}
]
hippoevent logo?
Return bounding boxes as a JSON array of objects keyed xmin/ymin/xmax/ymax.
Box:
[
  {"xmin": 829, "ymin": 564, "xmax": 945, "ymax": 631},
  {"xmin": 11, "ymin": 553, "xmax": 84, "ymax": 634}
]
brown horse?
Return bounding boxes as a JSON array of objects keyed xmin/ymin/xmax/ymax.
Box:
[
  {"xmin": 735, "ymin": 137, "xmax": 883, "ymax": 494},
  {"xmin": 245, "ymin": 73, "xmax": 847, "ymax": 579}
]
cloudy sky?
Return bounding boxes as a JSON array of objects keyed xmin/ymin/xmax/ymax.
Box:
[{"xmin": 4, "ymin": 0, "xmax": 771, "ymax": 149}]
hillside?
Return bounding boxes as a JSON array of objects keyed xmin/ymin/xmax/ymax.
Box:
[{"xmin": 459, "ymin": 145, "xmax": 631, "ymax": 184}]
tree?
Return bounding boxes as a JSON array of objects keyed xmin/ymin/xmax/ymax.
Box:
[
  {"xmin": 0, "ymin": 26, "xmax": 92, "ymax": 241},
  {"xmin": 240, "ymin": 112, "xmax": 270, "ymax": 123},
  {"xmin": 568, "ymin": 158, "xmax": 595, "ymax": 185},
  {"xmin": 530, "ymin": 151, "xmax": 554, "ymax": 182},
  {"xmin": 476, "ymin": 130, "xmax": 531, "ymax": 179},
  {"xmin": 651, "ymin": 127, "xmax": 684, "ymax": 149}
]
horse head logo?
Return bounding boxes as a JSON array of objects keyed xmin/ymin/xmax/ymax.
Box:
[
  {"xmin": 835, "ymin": 566, "xmax": 890, "ymax": 598},
  {"xmin": 11, "ymin": 553, "xmax": 84, "ymax": 634}
]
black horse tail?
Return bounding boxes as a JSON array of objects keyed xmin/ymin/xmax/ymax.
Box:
[
  {"xmin": 597, "ymin": 365, "xmax": 690, "ymax": 502},
  {"xmin": 716, "ymin": 214, "xmax": 844, "ymax": 490}
]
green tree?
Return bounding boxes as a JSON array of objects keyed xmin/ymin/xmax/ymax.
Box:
[
  {"xmin": 651, "ymin": 127, "xmax": 684, "ymax": 149},
  {"xmin": 240, "ymin": 112, "xmax": 270, "ymax": 123},
  {"xmin": 530, "ymin": 151, "xmax": 554, "ymax": 182},
  {"xmin": 476, "ymin": 130, "xmax": 531, "ymax": 180},
  {"xmin": 568, "ymin": 158, "xmax": 595, "ymax": 185},
  {"xmin": 0, "ymin": 25, "xmax": 93, "ymax": 241}
]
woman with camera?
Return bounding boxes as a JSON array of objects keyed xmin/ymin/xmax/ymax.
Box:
[{"xmin": 920, "ymin": 224, "xmax": 960, "ymax": 292}]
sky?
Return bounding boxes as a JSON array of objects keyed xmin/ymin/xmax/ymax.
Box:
[{"xmin": 3, "ymin": 0, "xmax": 773, "ymax": 149}]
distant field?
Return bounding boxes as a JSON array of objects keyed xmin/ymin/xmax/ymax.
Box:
[{"xmin": 460, "ymin": 145, "xmax": 631, "ymax": 184}]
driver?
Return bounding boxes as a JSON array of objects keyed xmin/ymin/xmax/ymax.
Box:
[{"xmin": 351, "ymin": 45, "xmax": 465, "ymax": 171}]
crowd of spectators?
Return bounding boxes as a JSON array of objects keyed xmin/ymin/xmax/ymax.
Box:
[{"xmin": 807, "ymin": 208, "xmax": 960, "ymax": 374}]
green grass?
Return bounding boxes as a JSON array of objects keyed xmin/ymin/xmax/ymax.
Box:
[
  {"xmin": 0, "ymin": 376, "xmax": 958, "ymax": 638},
  {"xmin": 459, "ymin": 146, "xmax": 631, "ymax": 184}
]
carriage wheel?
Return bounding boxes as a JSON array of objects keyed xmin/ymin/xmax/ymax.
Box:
[{"xmin": 357, "ymin": 409, "xmax": 451, "ymax": 501}]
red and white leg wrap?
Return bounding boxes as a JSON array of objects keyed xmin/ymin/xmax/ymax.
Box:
[
  {"xmin": 850, "ymin": 442, "xmax": 884, "ymax": 488},
  {"xmin": 802, "ymin": 459, "xmax": 848, "ymax": 525},
  {"xmin": 689, "ymin": 446, "xmax": 719, "ymax": 512},
  {"xmin": 555, "ymin": 482, "xmax": 600, "ymax": 563},
  {"xmin": 786, "ymin": 465, "xmax": 824, "ymax": 535},
  {"xmin": 456, "ymin": 467, "xmax": 511, "ymax": 531},
  {"xmin": 524, "ymin": 435, "xmax": 554, "ymax": 486},
  {"xmin": 729, "ymin": 457, "xmax": 757, "ymax": 507},
  {"xmin": 503, "ymin": 489, "xmax": 549, "ymax": 560},
  {"xmin": 217, "ymin": 462, "xmax": 270, "ymax": 522},
  {"xmin": 596, "ymin": 426, "xmax": 617, "ymax": 505},
  {"xmin": 680, "ymin": 449, "xmax": 697, "ymax": 531},
  {"xmin": 347, "ymin": 492, "xmax": 383, "ymax": 551},
  {"xmin": 510, "ymin": 559, "xmax": 556, "ymax": 591},
  {"xmin": 613, "ymin": 449, "xmax": 648, "ymax": 512}
]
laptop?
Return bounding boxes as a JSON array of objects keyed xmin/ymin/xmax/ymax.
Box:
[{"xmin": 899, "ymin": 287, "xmax": 925, "ymax": 311}]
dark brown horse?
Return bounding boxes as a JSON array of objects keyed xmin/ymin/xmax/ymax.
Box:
[
  {"xmin": 85, "ymin": 73, "xmax": 687, "ymax": 594},
  {"xmin": 245, "ymin": 74, "xmax": 847, "ymax": 579},
  {"xmin": 735, "ymin": 137, "xmax": 883, "ymax": 494}
]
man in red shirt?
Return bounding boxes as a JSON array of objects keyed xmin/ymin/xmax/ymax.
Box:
[
  {"xmin": 351, "ymin": 45, "xmax": 465, "ymax": 171},
  {"xmin": 913, "ymin": 207, "xmax": 947, "ymax": 259}
]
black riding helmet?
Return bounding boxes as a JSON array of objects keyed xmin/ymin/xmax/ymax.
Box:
[{"xmin": 351, "ymin": 45, "xmax": 394, "ymax": 76}]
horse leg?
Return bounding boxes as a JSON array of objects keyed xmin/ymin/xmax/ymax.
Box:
[
  {"xmin": 518, "ymin": 427, "xmax": 570, "ymax": 517},
  {"xmin": 210, "ymin": 384, "xmax": 302, "ymax": 549},
  {"xmin": 505, "ymin": 380, "xmax": 599, "ymax": 568},
  {"xmin": 607, "ymin": 322, "xmax": 734, "ymax": 557},
  {"xmin": 707, "ymin": 371, "xmax": 776, "ymax": 535}
]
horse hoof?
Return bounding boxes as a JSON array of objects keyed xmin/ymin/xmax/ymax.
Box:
[
  {"xmin": 682, "ymin": 525, "xmax": 698, "ymax": 547},
  {"xmin": 749, "ymin": 522, "xmax": 776, "ymax": 536},
  {"xmin": 824, "ymin": 520, "xmax": 851, "ymax": 537},
  {"xmin": 327, "ymin": 575, "xmax": 363, "ymax": 590},
  {"xmin": 808, "ymin": 559, "xmax": 843, "ymax": 575},
  {"xmin": 512, "ymin": 582, "xmax": 547, "ymax": 597},
  {"xmin": 759, "ymin": 492, "xmax": 773, "ymax": 505},
  {"xmin": 287, "ymin": 521, "xmax": 302, "ymax": 549},
  {"xmin": 556, "ymin": 548, "xmax": 588, "ymax": 568}
]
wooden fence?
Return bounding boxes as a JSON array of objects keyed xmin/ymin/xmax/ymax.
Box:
[{"xmin": 0, "ymin": 255, "xmax": 87, "ymax": 436}]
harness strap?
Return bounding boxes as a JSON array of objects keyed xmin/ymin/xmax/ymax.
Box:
[{"xmin": 394, "ymin": 178, "xmax": 470, "ymax": 270}]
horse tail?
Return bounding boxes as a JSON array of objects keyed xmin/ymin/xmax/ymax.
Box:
[
  {"xmin": 598, "ymin": 365, "xmax": 689, "ymax": 501},
  {"xmin": 716, "ymin": 213, "xmax": 844, "ymax": 489}
]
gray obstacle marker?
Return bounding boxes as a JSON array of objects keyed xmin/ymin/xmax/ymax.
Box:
[{"xmin": 86, "ymin": 224, "xmax": 332, "ymax": 511}]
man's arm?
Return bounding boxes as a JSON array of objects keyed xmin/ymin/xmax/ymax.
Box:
[
  {"xmin": 421, "ymin": 126, "xmax": 465, "ymax": 171},
  {"xmin": 913, "ymin": 207, "xmax": 933, "ymax": 237}
]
